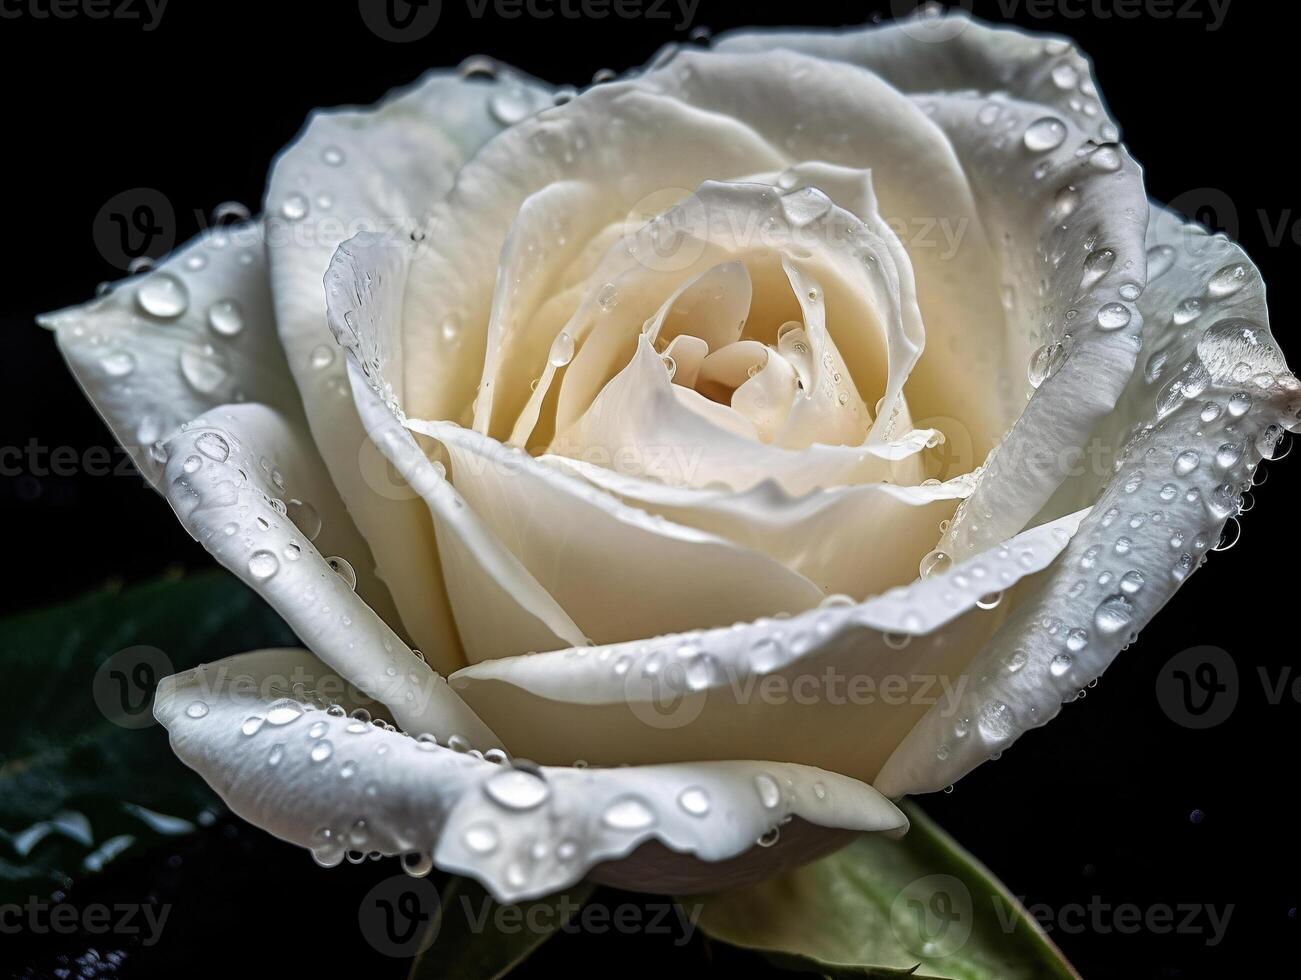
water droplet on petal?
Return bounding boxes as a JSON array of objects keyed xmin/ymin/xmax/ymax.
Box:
[
  {"xmin": 137, "ymin": 274, "xmax": 189, "ymax": 319},
  {"xmin": 207, "ymin": 300, "xmax": 244, "ymax": 337},
  {"xmin": 1023, "ymin": 117, "xmax": 1066, "ymax": 152},
  {"xmin": 602, "ymin": 795, "xmax": 656, "ymax": 830}
]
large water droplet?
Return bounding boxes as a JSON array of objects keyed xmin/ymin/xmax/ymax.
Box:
[
  {"xmin": 677, "ymin": 786, "xmax": 711, "ymax": 817},
  {"xmin": 602, "ymin": 795, "xmax": 656, "ymax": 830},
  {"xmin": 248, "ymin": 550, "xmax": 279, "ymax": 580},
  {"xmin": 137, "ymin": 274, "xmax": 189, "ymax": 319},
  {"xmin": 1173, "ymin": 450, "xmax": 1200, "ymax": 476},
  {"xmin": 483, "ymin": 768, "xmax": 550, "ymax": 811},
  {"xmin": 754, "ymin": 773, "xmax": 782, "ymax": 809},
  {"xmin": 1096, "ymin": 302, "xmax": 1131, "ymax": 331},
  {"xmin": 1023, "ymin": 117, "xmax": 1067, "ymax": 152},
  {"xmin": 1207, "ymin": 263, "xmax": 1248, "ymax": 298},
  {"xmin": 207, "ymin": 300, "xmax": 244, "ymax": 337},
  {"xmin": 180, "ymin": 344, "xmax": 231, "ymax": 394},
  {"xmin": 1094, "ymin": 594, "xmax": 1134, "ymax": 634},
  {"xmin": 977, "ymin": 700, "xmax": 1015, "ymax": 741},
  {"xmin": 549, "ymin": 331, "xmax": 575, "ymax": 367},
  {"xmin": 1080, "ymin": 248, "xmax": 1115, "ymax": 291},
  {"xmin": 327, "ymin": 556, "xmax": 357, "ymax": 590}
]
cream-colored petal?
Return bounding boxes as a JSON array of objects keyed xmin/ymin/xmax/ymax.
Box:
[
  {"xmin": 325, "ymin": 233, "xmax": 588, "ymax": 663},
  {"xmin": 449, "ymin": 510, "xmax": 1085, "ymax": 782},
  {"xmin": 158, "ymin": 406, "xmax": 495, "ymax": 746},
  {"xmin": 40, "ymin": 220, "xmax": 399, "ymax": 628},
  {"xmin": 876, "ymin": 204, "xmax": 1298, "ymax": 796},
  {"xmin": 157, "ymin": 647, "xmax": 906, "ymax": 902},
  {"xmin": 541, "ymin": 454, "xmax": 970, "ymax": 600},
  {"xmin": 407, "ymin": 417, "xmax": 828, "ymax": 645},
  {"xmin": 264, "ymin": 65, "xmax": 552, "ymax": 661}
]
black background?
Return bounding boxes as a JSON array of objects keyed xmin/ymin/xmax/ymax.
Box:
[{"xmin": 3, "ymin": 1, "xmax": 1298, "ymax": 977}]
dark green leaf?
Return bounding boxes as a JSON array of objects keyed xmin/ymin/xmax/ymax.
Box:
[
  {"xmin": 0, "ymin": 571, "xmax": 296, "ymax": 900},
  {"xmin": 409, "ymin": 876, "xmax": 596, "ymax": 980},
  {"xmin": 690, "ymin": 801, "xmax": 1080, "ymax": 980}
]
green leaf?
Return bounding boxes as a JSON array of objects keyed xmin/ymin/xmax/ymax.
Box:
[
  {"xmin": 0, "ymin": 571, "xmax": 296, "ymax": 900},
  {"xmin": 689, "ymin": 801, "xmax": 1080, "ymax": 980},
  {"xmin": 409, "ymin": 876, "xmax": 596, "ymax": 980}
]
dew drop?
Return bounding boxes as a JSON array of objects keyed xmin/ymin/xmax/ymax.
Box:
[
  {"xmin": 137, "ymin": 274, "xmax": 189, "ymax": 319},
  {"xmin": 195, "ymin": 431, "xmax": 230, "ymax": 462},
  {"xmin": 207, "ymin": 300, "xmax": 244, "ymax": 337},
  {"xmin": 677, "ymin": 786, "xmax": 711, "ymax": 816},
  {"xmin": 1207, "ymin": 263, "xmax": 1248, "ymax": 298},
  {"xmin": 603, "ymin": 795, "xmax": 656, "ymax": 830},
  {"xmin": 754, "ymin": 773, "xmax": 782, "ymax": 809},
  {"xmin": 1094, "ymin": 594, "xmax": 1134, "ymax": 634},
  {"xmin": 327, "ymin": 556, "xmax": 357, "ymax": 590},
  {"xmin": 549, "ymin": 331, "xmax": 575, "ymax": 367},
  {"xmin": 919, "ymin": 549, "xmax": 953, "ymax": 578},
  {"xmin": 464, "ymin": 822, "xmax": 500, "ymax": 854},
  {"xmin": 483, "ymin": 768, "xmax": 550, "ymax": 811},
  {"xmin": 248, "ymin": 550, "xmax": 279, "ymax": 580},
  {"xmin": 1023, "ymin": 117, "xmax": 1066, "ymax": 152},
  {"xmin": 1096, "ymin": 302, "xmax": 1131, "ymax": 331}
]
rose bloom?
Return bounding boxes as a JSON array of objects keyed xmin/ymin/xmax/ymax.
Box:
[{"xmin": 43, "ymin": 12, "xmax": 1296, "ymax": 901}]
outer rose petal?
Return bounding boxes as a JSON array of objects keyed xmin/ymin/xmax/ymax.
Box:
[
  {"xmin": 448, "ymin": 510, "xmax": 1085, "ymax": 783},
  {"xmin": 158, "ymin": 404, "xmax": 497, "ymax": 747},
  {"xmin": 875, "ymin": 207, "xmax": 1298, "ymax": 797},
  {"xmin": 156, "ymin": 648, "xmax": 907, "ymax": 902},
  {"xmin": 716, "ymin": 10, "xmax": 1118, "ymax": 141},
  {"xmin": 264, "ymin": 65, "xmax": 552, "ymax": 665},
  {"xmin": 39, "ymin": 220, "xmax": 399, "ymax": 627}
]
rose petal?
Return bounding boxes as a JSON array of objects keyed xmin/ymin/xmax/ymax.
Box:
[
  {"xmin": 540, "ymin": 454, "xmax": 970, "ymax": 601},
  {"xmin": 264, "ymin": 65, "xmax": 552, "ymax": 662},
  {"xmin": 157, "ymin": 647, "xmax": 907, "ymax": 902},
  {"xmin": 407, "ymin": 417, "xmax": 829, "ymax": 645},
  {"xmin": 39, "ymin": 221, "xmax": 400, "ymax": 628},
  {"xmin": 716, "ymin": 11, "xmax": 1117, "ymax": 141},
  {"xmin": 448, "ymin": 510, "xmax": 1085, "ymax": 783},
  {"xmin": 158, "ymin": 405, "xmax": 497, "ymax": 745},
  {"xmin": 715, "ymin": 21, "xmax": 1150, "ymax": 556},
  {"xmin": 324, "ymin": 233, "xmax": 589, "ymax": 663},
  {"xmin": 559, "ymin": 335, "xmax": 937, "ymax": 495},
  {"xmin": 875, "ymin": 204, "xmax": 1298, "ymax": 796}
]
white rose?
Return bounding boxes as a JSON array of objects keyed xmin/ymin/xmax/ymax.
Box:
[{"xmin": 42, "ymin": 11, "xmax": 1297, "ymax": 903}]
